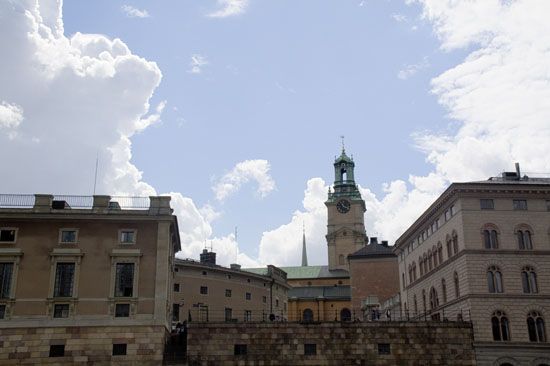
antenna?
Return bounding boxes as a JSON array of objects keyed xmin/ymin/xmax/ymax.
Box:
[
  {"xmin": 93, "ymin": 151, "xmax": 99, "ymax": 195},
  {"xmin": 234, "ymin": 226, "xmax": 238, "ymax": 264},
  {"xmin": 340, "ymin": 135, "xmax": 345, "ymax": 153}
]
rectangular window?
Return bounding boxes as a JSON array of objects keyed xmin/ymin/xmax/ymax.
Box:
[
  {"xmin": 119, "ymin": 230, "xmax": 136, "ymax": 244},
  {"xmin": 0, "ymin": 228, "xmax": 16, "ymax": 243},
  {"xmin": 0, "ymin": 263, "xmax": 14, "ymax": 299},
  {"xmin": 225, "ymin": 307, "xmax": 232, "ymax": 322},
  {"xmin": 275, "ymin": 299, "xmax": 279, "ymax": 307},
  {"xmin": 173, "ymin": 283, "xmax": 180, "ymax": 292},
  {"xmin": 0, "ymin": 304, "xmax": 6, "ymax": 319},
  {"xmin": 200, "ymin": 286, "xmax": 208, "ymax": 295},
  {"xmin": 225, "ymin": 289, "xmax": 232, "ymax": 297},
  {"xmin": 480, "ymin": 199, "xmax": 494, "ymax": 210},
  {"xmin": 304, "ymin": 343, "xmax": 317, "ymax": 356},
  {"xmin": 53, "ymin": 304, "xmax": 70, "ymax": 318},
  {"xmin": 172, "ymin": 303, "xmax": 179, "ymax": 322},
  {"xmin": 112, "ymin": 343, "xmax": 127, "ymax": 356},
  {"xmin": 115, "ymin": 263, "xmax": 134, "ymax": 297},
  {"xmin": 262, "ymin": 296, "xmax": 267, "ymax": 303},
  {"xmin": 245, "ymin": 292, "xmax": 251, "ymax": 300},
  {"xmin": 513, "ymin": 199, "xmax": 527, "ymax": 210},
  {"xmin": 60, "ymin": 229, "xmax": 77, "ymax": 243},
  {"xmin": 378, "ymin": 343, "xmax": 391, "ymax": 355},
  {"xmin": 244, "ymin": 310, "xmax": 252, "ymax": 322},
  {"xmin": 49, "ymin": 345, "xmax": 65, "ymax": 357},
  {"xmin": 54, "ymin": 263, "xmax": 75, "ymax": 297},
  {"xmin": 115, "ymin": 303, "xmax": 130, "ymax": 317},
  {"xmin": 234, "ymin": 344, "xmax": 247, "ymax": 356}
]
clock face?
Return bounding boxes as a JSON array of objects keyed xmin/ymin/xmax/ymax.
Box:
[{"xmin": 336, "ymin": 199, "xmax": 351, "ymax": 214}]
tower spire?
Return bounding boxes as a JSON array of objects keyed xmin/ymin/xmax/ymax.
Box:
[
  {"xmin": 340, "ymin": 135, "xmax": 345, "ymax": 154},
  {"xmin": 301, "ymin": 222, "xmax": 308, "ymax": 267}
]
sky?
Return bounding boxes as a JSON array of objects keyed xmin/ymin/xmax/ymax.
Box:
[{"xmin": 1, "ymin": 0, "xmax": 550, "ymax": 268}]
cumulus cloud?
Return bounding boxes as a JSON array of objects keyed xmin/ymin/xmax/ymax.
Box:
[
  {"xmin": 188, "ymin": 54, "xmax": 208, "ymax": 74},
  {"xmin": 213, "ymin": 159, "xmax": 276, "ymax": 202},
  {"xmin": 259, "ymin": 0, "xmax": 550, "ymax": 264},
  {"xmin": 391, "ymin": 13, "xmax": 408, "ymax": 23},
  {"xmin": 207, "ymin": 0, "xmax": 248, "ymax": 18},
  {"xmin": 121, "ymin": 5, "xmax": 149, "ymax": 18},
  {"xmin": 397, "ymin": 56, "xmax": 430, "ymax": 80},
  {"xmin": 0, "ymin": 0, "xmax": 253, "ymax": 268}
]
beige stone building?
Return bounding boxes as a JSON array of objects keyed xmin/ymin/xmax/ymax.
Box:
[
  {"xmin": 174, "ymin": 252, "xmax": 289, "ymax": 323},
  {"xmin": 0, "ymin": 194, "xmax": 180, "ymax": 364},
  {"xmin": 393, "ymin": 167, "xmax": 550, "ymax": 366}
]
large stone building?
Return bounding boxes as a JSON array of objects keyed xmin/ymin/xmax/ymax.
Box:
[
  {"xmin": 253, "ymin": 147, "xmax": 399, "ymax": 322},
  {"xmin": 393, "ymin": 167, "xmax": 550, "ymax": 366},
  {"xmin": 0, "ymin": 194, "xmax": 180, "ymax": 364},
  {"xmin": 173, "ymin": 252, "xmax": 289, "ymax": 323}
]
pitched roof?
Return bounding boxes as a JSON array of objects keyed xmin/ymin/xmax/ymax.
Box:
[
  {"xmin": 349, "ymin": 243, "xmax": 396, "ymax": 259},
  {"xmin": 288, "ymin": 285, "xmax": 350, "ymax": 300},
  {"xmin": 244, "ymin": 265, "xmax": 349, "ymax": 280}
]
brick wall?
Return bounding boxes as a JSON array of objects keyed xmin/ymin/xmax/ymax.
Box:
[
  {"xmin": 0, "ymin": 325, "xmax": 167, "ymax": 365},
  {"xmin": 187, "ymin": 322, "xmax": 476, "ymax": 366}
]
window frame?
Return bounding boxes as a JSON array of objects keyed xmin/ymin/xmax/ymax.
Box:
[
  {"xmin": 200, "ymin": 286, "xmax": 208, "ymax": 295},
  {"xmin": 58, "ymin": 228, "xmax": 79, "ymax": 244},
  {"xmin": 487, "ymin": 266, "xmax": 504, "ymax": 293},
  {"xmin": 109, "ymin": 249, "xmax": 140, "ymax": 318},
  {"xmin": 480, "ymin": 199, "xmax": 494, "ymax": 210},
  {"xmin": 0, "ymin": 228, "xmax": 17, "ymax": 243},
  {"xmin": 513, "ymin": 199, "xmax": 527, "ymax": 210},
  {"xmin": 118, "ymin": 229, "xmax": 137, "ymax": 245},
  {"xmin": 112, "ymin": 343, "xmax": 127, "ymax": 356},
  {"xmin": 53, "ymin": 303, "xmax": 70, "ymax": 318},
  {"xmin": 521, "ymin": 266, "xmax": 538, "ymax": 294}
]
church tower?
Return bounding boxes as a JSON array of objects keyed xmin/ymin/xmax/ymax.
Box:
[{"xmin": 325, "ymin": 145, "xmax": 367, "ymax": 271}]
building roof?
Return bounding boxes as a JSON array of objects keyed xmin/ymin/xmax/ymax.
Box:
[
  {"xmin": 244, "ymin": 265, "xmax": 349, "ymax": 280},
  {"xmin": 288, "ymin": 285, "xmax": 350, "ymax": 300},
  {"xmin": 348, "ymin": 243, "xmax": 395, "ymax": 259}
]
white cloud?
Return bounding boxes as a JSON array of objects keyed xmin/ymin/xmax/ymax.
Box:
[
  {"xmin": 391, "ymin": 13, "xmax": 408, "ymax": 22},
  {"xmin": 397, "ymin": 56, "xmax": 430, "ymax": 80},
  {"xmin": 188, "ymin": 54, "xmax": 208, "ymax": 74},
  {"xmin": 0, "ymin": 0, "xmax": 253, "ymax": 268},
  {"xmin": 213, "ymin": 159, "xmax": 276, "ymax": 202},
  {"xmin": 121, "ymin": 5, "xmax": 149, "ymax": 18},
  {"xmin": 208, "ymin": 0, "xmax": 248, "ymax": 18}
]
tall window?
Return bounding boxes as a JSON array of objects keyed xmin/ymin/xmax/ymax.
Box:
[
  {"xmin": 0, "ymin": 263, "xmax": 14, "ymax": 299},
  {"xmin": 441, "ymin": 279, "xmax": 447, "ymax": 303},
  {"xmin": 521, "ymin": 266, "xmax": 538, "ymax": 294},
  {"xmin": 224, "ymin": 307, "xmax": 232, "ymax": 322},
  {"xmin": 412, "ymin": 263, "xmax": 417, "ymax": 281},
  {"xmin": 419, "ymin": 257, "xmax": 423, "ymax": 276},
  {"xmin": 429, "ymin": 287, "xmax": 439, "ymax": 310},
  {"xmin": 413, "ymin": 295, "xmax": 418, "ymax": 314},
  {"xmin": 115, "ymin": 263, "xmax": 134, "ymax": 297},
  {"xmin": 303, "ymin": 308, "xmax": 314, "ymax": 322},
  {"xmin": 422, "ymin": 289, "xmax": 426, "ymax": 312},
  {"xmin": 452, "ymin": 233, "xmax": 458, "ymax": 254},
  {"xmin": 432, "ymin": 246, "xmax": 438, "ymax": 267},
  {"xmin": 428, "ymin": 251, "xmax": 433, "ymax": 271},
  {"xmin": 446, "ymin": 239, "xmax": 452, "ymax": 258},
  {"xmin": 437, "ymin": 243, "xmax": 443, "ymax": 264},
  {"xmin": 54, "ymin": 263, "xmax": 75, "ymax": 297},
  {"xmin": 491, "ymin": 310, "xmax": 510, "ymax": 341},
  {"xmin": 527, "ymin": 311, "xmax": 546, "ymax": 342},
  {"xmin": 454, "ymin": 272, "xmax": 460, "ymax": 298},
  {"xmin": 483, "ymin": 229, "xmax": 499, "ymax": 249},
  {"xmin": 517, "ymin": 230, "xmax": 533, "ymax": 249},
  {"xmin": 487, "ymin": 266, "xmax": 504, "ymax": 293},
  {"xmin": 408, "ymin": 266, "xmax": 412, "ymax": 284}
]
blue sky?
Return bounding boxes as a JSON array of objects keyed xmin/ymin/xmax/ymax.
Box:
[{"xmin": 2, "ymin": 0, "xmax": 549, "ymax": 266}]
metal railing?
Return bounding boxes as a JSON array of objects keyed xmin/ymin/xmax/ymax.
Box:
[
  {"xmin": 110, "ymin": 196, "xmax": 150, "ymax": 209},
  {"xmin": 52, "ymin": 195, "xmax": 94, "ymax": 209},
  {"xmin": 0, "ymin": 194, "xmax": 35, "ymax": 208}
]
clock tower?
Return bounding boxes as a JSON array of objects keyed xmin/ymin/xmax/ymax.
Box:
[{"xmin": 325, "ymin": 147, "xmax": 367, "ymax": 271}]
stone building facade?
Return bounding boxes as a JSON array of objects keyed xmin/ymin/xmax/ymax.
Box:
[
  {"xmin": 174, "ymin": 254, "xmax": 289, "ymax": 322},
  {"xmin": 186, "ymin": 321, "xmax": 476, "ymax": 366},
  {"xmin": 0, "ymin": 194, "xmax": 180, "ymax": 364},
  {"xmin": 393, "ymin": 169, "xmax": 550, "ymax": 366}
]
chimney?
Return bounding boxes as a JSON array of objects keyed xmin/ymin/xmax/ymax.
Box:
[
  {"xmin": 370, "ymin": 237, "xmax": 378, "ymax": 245},
  {"xmin": 381, "ymin": 240, "xmax": 388, "ymax": 247},
  {"xmin": 200, "ymin": 249, "xmax": 216, "ymax": 265},
  {"xmin": 515, "ymin": 162, "xmax": 521, "ymax": 177}
]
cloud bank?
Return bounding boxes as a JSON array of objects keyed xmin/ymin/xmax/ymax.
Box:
[{"xmin": 213, "ymin": 159, "xmax": 276, "ymax": 202}]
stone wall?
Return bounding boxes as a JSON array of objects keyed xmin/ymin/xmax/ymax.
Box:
[
  {"xmin": 0, "ymin": 325, "xmax": 167, "ymax": 365},
  {"xmin": 187, "ymin": 321, "xmax": 476, "ymax": 366}
]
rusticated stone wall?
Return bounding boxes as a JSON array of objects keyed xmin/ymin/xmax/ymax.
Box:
[
  {"xmin": 187, "ymin": 321, "xmax": 476, "ymax": 366},
  {"xmin": 0, "ymin": 325, "xmax": 167, "ymax": 365}
]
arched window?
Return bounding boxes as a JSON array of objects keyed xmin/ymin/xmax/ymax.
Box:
[
  {"xmin": 408, "ymin": 265, "xmax": 412, "ymax": 284},
  {"xmin": 422, "ymin": 289, "xmax": 427, "ymax": 312},
  {"xmin": 517, "ymin": 229, "xmax": 533, "ymax": 249},
  {"xmin": 487, "ymin": 266, "xmax": 504, "ymax": 293},
  {"xmin": 303, "ymin": 308, "xmax": 314, "ymax": 322},
  {"xmin": 402, "ymin": 273, "xmax": 406, "ymax": 288},
  {"xmin": 441, "ymin": 278, "xmax": 447, "ymax": 303},
  {"xmin": 428, "ymin": 250, "xmax": 433, "ymax": 271},
  {"xmin": 412, "ymin": 262, "xmax": 417, "ymax": 281},
  {"xmin": 413, "ymin": 294, "xmax": 418, "ymax": 314},
  {"xmin": 338, "ymin": 254, "xmax": 345, "ymax": 265},
  {"xmin": 492, "ymin": 310, "xmax": 510, "ymax": 341},
  {"xmin": 446, "ymin": 236, "xmax": 452, "ymax": 258},
  {"xmin": 432, "ymin": 246, "xmax": 438, "ymax": 267},
  {"xmin": 454, "ymin": 272, "xmax": 460, "ymax": 298},
  {"xmin": 429, "ymin": 287, "xmax": 439, "ymax": 310},
  {"xmin": 522, "ymin": 266, "xmax": 538, "ymax": 294},
  {"xmin": 423, "ymin": 253, "xmax": 428, "ymax": 274},
  {"xmin": 452, "ymin": 232, "xmax": 459, "ymax": 254},
  {"xmin": 483, "ymin": 228, "xmax": 499, "ymax": 249},
  {"xmin": 437, "ymin": 243, "xmax": 443, "ymax": 264},
  {"xmin": 340, "ymin": 308, "xmax": 351, "ymax": 322},
  {"xmin": 527, "ymin": 311, "xmax": 546, "ymax": 342},
  {"xmin": 419, "ymin": 256, "xmax": 423, "ymax": 276}
]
